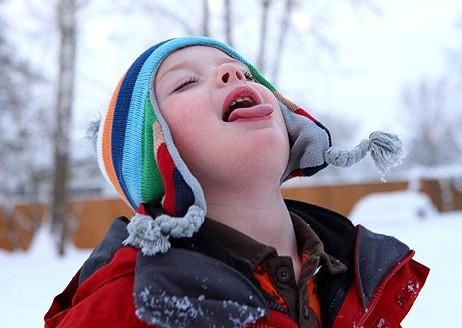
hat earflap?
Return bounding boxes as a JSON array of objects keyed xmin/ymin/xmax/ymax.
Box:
[
  {"xmin": 123, "ymin": 110, "xmax": 207, "ymax": 256},
  {"xmin": 278, "ymin": 95, "xmax": 406, "ymax": 181},
  {"xmin": 280, "ymin": 101, "xmax": 331, "ymax": 181}
]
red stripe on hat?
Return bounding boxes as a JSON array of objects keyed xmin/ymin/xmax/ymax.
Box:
[
  {"xmin": 295, "ymin": 108, "xmax": 317, "ymax": 122},
  {"xmin": 135, "ymin": 203, "xmax": 148, "ymax": 215},
  {"xmin": 156, "ymin": 142, "xmax": 177, "ymax": 216},
  {"xmin": 287, "ymin": 168, "xmax": 304, "ymax": 179}
]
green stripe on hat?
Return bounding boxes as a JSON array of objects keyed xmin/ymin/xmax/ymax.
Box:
[{"xmin": 141, "ymin": 92, "xmax": 164, "ymax": 205}]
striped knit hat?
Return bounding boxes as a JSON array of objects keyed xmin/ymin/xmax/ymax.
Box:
[{"xmin": 97, "ymin": 36, "xmax": 405, "ymax": 255}]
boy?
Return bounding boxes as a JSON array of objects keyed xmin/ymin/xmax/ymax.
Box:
[{"xmin": 45, "ymin": 36, "xmax": 428, "ymax": 328}]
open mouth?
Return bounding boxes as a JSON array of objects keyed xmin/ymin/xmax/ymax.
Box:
[
  {"xmin": 223, "ymin": 96, "xmax": 256, "ymax": 122},
  {"xmin": 222, "ymin": 86, "xmax": 264, "ymax": 122}
]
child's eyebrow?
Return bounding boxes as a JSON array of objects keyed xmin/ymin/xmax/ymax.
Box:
[
  {"xmin": 156, "ymin": 62, "xmax": 190, "ymax": 84},
  {"xmin": 157, "ymin": 56, "xmax": 246, "ymax": 83}
]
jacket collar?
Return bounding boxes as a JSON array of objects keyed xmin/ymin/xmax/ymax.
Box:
[{"xmin": 134, "ymin": 248, "xmax": 268, "ymax": 327}]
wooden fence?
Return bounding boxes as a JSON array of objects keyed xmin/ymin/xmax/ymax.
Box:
[
  {"xmin": 1, "ymin": 178, "xmax": 461, "ymax": 252},
  {"xmin": 0, "ymin": 199, "xmax": 133, "ymax": 251},
  {"xmin": 281, "ymin": 179, "xmax": 462, "ymax": 216}
]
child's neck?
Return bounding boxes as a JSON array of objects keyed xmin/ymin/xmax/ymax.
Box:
[{"xmin": 204, "ymin": 185, "xmax": 302, "ymax": 282}]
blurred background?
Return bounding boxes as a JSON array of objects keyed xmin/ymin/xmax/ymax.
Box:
[{"xmin": 1, "ymin": 0, "xmax": 461, "ymax": 327}]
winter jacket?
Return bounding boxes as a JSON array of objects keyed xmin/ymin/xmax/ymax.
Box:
[{"xmin": 45, "ymin": 199, "xmax": 429, "ymax": 328}]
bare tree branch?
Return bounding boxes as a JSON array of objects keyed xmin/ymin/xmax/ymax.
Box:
[
  {"xmin": 137, "ymin": 1, "xmax": 197, "ymax": 35},
  {"xmin": 0, "ymin": 1, "xmax": 49, "ymax": 250},
  {"xmin": 402, "ymin": 77, "xmax": 462, "ymax": 168},
  {"xmin": 270, "ymin": 0, "xmax": 294, "ymax": 84}
]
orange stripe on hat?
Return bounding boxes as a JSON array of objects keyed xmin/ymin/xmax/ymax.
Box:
[{"xmin": 102, "ymin": 73, "xmax": 128, "ymax": 204}]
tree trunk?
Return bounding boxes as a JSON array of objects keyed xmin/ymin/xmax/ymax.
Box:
[
  {"xmin": 202, "ymin": 0, "xmax": 210, "ymax": 36},
  {"xmin": 51, "ymin": 0, "xmax": 77, "ymax": 256},
  {"xmin": 223, "ymin": 0, "xmax": 233, "ymax": 47},
  {"xmin": 256, "ymin": 0, "xmax": 272, "ymax": 74}
]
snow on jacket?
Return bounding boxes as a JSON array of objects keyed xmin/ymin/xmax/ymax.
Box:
[{"xmin": 44, "ymin": 200, "xmax": 429, "ymax": 328}]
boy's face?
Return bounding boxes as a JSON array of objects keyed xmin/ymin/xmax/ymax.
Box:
[{"xmin": 155, "ymin": 46, "xmax": 289, "ymax": 188}]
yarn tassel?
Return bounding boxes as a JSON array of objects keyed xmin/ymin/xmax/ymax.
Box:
[
  {"xmin": 85, "ymin": 114, "xmax": 101, "ymax": 152},
  {"xmin": 324, "ymin": 131, "xmax": 406, "ymax": 176},
  {"xmin": 124, "ymin": 205, "xmax": 205, "ymax": 256}
]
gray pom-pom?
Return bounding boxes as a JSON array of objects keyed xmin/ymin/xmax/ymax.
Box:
[
  {"xmin": 123, "ymin": 205, "xmax": 205, "ymax": 256},
  {"xmin": 368, "ymin": 131, "xmax": 406, "ymax": 174},
  {"xmin": 325, "ymin": 131, "xmax": 406, "ymax": 176}
]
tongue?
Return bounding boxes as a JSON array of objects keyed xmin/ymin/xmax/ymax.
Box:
[{"xmin": 228, "ymin": 104, "xmax": 273, "ymax": 122}]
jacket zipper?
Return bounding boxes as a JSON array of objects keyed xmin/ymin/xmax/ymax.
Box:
[{"xmin": 327, "ymin": 283, "xmax": 348, "ymax": 328}]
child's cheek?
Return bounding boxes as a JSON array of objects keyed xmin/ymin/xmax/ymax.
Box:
[
  {"xmin": 160, "ymin": 97, "xmax": 203, "ymax": 146},
  {"xmin": 160, "ymin": 97, "xmax": 191, "ymax": 125}
]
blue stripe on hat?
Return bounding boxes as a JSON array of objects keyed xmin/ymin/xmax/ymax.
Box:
[
  {"xmin": 112, "ymin": 41, "xmax": 169, "ymax": 208},
  {"xmin": 172, "ymin": 168, "xmax": 195, "ymax": 216},
  {"xmin": 122, "ymin": 46, "xmax": 171, "ymax": 208}
]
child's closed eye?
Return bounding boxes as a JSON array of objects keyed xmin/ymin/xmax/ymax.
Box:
[{"xmin": 173, "ymin": 77, "xmax": 199, "ymax": 92}]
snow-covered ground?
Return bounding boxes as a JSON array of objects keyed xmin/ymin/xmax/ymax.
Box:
[
  {"xmin": 0, "ymin": 191, "xmax": 460, "ymax": 327},
  {"xmin": 0, "ymin": 229, "xmax": 92, "ymax": 328}
]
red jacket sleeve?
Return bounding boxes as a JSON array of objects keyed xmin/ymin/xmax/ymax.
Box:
[
  {"xmin": 51, "ymin": 275, "xmax": 151, "ymax": 327},
  {"xmin": 45, "ymin": 247, "xmax": 152, "ymax": 328}
]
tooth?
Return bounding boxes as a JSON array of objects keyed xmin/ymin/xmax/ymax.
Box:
[{"xmin": 235, "ymin": 97, "xmax": 243, "ymax": 103}]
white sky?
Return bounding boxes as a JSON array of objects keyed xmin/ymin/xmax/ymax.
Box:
[
  {"xmin": 67, "ymin": 0, "xmax": 462, "ymax": 144},
  {"xmin": 316, "ymin": 0, "xmax": 462, "ymax": 136}
]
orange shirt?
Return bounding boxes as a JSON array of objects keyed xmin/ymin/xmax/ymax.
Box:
[{"xmin": 204, "ymin": 213, "xmax": 346, "ymax": 327}]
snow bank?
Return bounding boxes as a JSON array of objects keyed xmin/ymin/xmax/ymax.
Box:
[
  {"xmin": 351, "ymin": 191, "xmax": 461, "ymax": 327},
  {"xmin": 0, "ymin": 192, "xmax": 461, "ymax": 327}
]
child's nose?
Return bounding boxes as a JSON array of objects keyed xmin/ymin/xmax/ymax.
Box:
[{"xmin": 217, "ymin": 63, "xmax": 246, "ymax": 84}]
